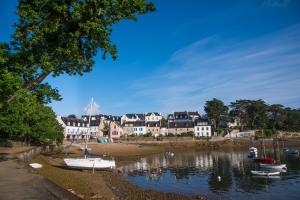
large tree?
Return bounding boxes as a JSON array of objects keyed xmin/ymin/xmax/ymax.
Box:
[
  {"xmin": 0, "ymin": 0, "xmax": 155, "ymax": 144},
  {"xmin": 246, "ymin": 100, "xmax": 268, "ymax": 129},
  {"xmin": 268, "ymin": 104, "xmax": 285, "ymax": 132},
  {"xmin": 229, "ymin": 100, "xmax": 251, "ymax": 130},
  {"xmin": 1, "ymin": 0, "xmax": 155, "ymax": 106},
  {"xmin": 204, "ymin": 98, "xmax": 228, "ymax": 129}
]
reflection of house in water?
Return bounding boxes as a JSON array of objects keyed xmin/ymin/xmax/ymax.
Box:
[{"xmin": 118, "ymin": 151, "xmax": 249, "ymax": 186}]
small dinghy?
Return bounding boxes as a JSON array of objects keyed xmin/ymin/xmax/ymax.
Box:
[
  {"xmin": 64, "ymin": 158, "xmax": 115, "ymax": 169},
  {"xmin": 29, "ymin": 163, "xmax": 43, "ymax": 169},
  {"xmin": 259, "ymin": 163, "xmax": 287, "ymax": 170},
  {"xmin": 248, "ymin": 147, "xmax": 258, "ymax": 158},
  {"xmin": 251, "ymin": 170, "xmax": 280, "ymax": 176},
  {"xmin": 283, "ymin": 148, "xmax": 299, "ymax": 156}
]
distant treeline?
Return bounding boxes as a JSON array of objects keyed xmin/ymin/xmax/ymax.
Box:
[{"xmin": 204, "ymin": 98, "xmax": 300, "ymax": 132}]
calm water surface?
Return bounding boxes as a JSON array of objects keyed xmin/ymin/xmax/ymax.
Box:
[{"xmin": 118, "ymin": 148, "xmax": 300, "ymax": 200}]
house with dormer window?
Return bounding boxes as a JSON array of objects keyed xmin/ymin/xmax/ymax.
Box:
[
  {"xmin": 56, "ymin": 115, "xmax": 89, "ymax": 139},
  {"xmin": 121, "ymin": 113, "xmax": 145, "ymax": 125}
]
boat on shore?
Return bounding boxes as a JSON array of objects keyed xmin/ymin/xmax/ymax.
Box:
[
  {"xmin": 251, "ymin": 170, "xmax": 280, "ymax": 176},
  {"xmin": 64, "ymin": 98, "xmax": 116, "ymax": 170},
  {"xmin": 64, "ymin": 158, "xmax": 115, "ymax": 169}
]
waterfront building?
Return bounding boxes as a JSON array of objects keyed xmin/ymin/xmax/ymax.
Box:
[
  {"xmin": 227, "ymin": 117, "xmax": 241, "ymax": 128},
  {"xmin": 82, "ymin": 115, "xmax": 101, "ymax": 138},
  {"xmin": 121, "ymin": 113, "xmax": 145, "ymax": 125},
  {"xmin": 56, "ymin": 115, "xmax": 89, "ymax": 139},
  {"xmin": 167, "ymin": 111, "xmax": 200, "ymax": 123},
  {"xmin": 146, "ymin": 121, "xmax": 160, "ymax": 136},
  {"xmin": 145, "ymin": 112, "xmax": 162, "ymax": 122},
  {"xmin": 123, "ymin": 122, "xmax": 135, "ymax": 136},
  {"xmin": 108, "ymin": 121, "xmax": 124, "ymax": 139},
  {"xmin": 168, "ymin": 121, "xmax": 194, "ymax": 135},
  {"xmin": 167, "ymin": 111, "xmax": 200, "ymax": 135},
  {"xmin": 194, "ymin": 119, "xmax": 212, "ymax": 137},
  {"xmin": 133, "ymin": 121, "xmax": 147, "ymax": 136}
]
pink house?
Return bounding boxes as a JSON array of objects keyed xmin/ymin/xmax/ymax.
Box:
[{"xmin": 109, "ymin": 121, "xmax": 123, "ymax": 139}]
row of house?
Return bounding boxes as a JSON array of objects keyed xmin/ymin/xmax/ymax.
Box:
[{"xmin": 57, "ymin": 111, "xmax": 213, "ymax": 140}]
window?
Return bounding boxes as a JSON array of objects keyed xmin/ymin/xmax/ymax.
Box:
[
  {"xmin": 206, "ymin": 127, "xmax": 209, "ymax": 130},
  {"xmin": 202, "ymin": 127, "xmax": 204, "ymax": 130},
  {"xmin": 139, "ymin": 128, "xmax": 142, "ymax": 131},
  {"xmin": 197, "ymin": 127, "xmax": 199, "ymax": 131}
]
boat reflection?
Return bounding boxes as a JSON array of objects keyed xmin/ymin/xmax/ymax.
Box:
[{"xmin": 118, "ymin": 149, "xmax": 300, "ymax": 199}]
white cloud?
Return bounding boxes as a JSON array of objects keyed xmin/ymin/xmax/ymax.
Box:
[{"xmin": 131, "ymin": 23, "xmax": 300, "ymax": 113}]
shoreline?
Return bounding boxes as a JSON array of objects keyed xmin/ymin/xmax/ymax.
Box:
[
  {"xmin": 2, "ymin": 138, "xmax": 300, "ymax": 200},
  {"xmin": 31, "ymin": 143, "xmax": 208, "ymax": 200}
]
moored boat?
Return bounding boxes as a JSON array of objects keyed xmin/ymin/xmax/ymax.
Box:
[
  {"xmin": 248, "ymin": 147, "xmax": 258, "ymax": 158},
  {"xmin": 259, "ymin": 163, "xmax": 287, "ymax": 170},
  {"xmin": 251, "ymin": 170, "xmax": 280, "ymax": 176},
  {"xmin": 283, "ymin": 148, "xmax": 299, "ymax": 156},
  {"xmin": 253, "ymin": 157, "xmax": 275, "ymax": 164}
]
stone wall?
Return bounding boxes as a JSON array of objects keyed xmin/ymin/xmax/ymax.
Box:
[{"xmin": 16, "ymin": 145, "xmax": 61, "ymax": 162}]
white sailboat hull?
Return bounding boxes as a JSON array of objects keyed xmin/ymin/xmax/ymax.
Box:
[
  {"xmin": 251, "ymin": 170, "xmax": 280, "ymax": 176},
  {"xmin": 64, "ymin": 158, "xmax": 115, "ymax": 169},
  {"xmin": 259, "ymin": 163, "xmax": 287, "ymax": 170}
]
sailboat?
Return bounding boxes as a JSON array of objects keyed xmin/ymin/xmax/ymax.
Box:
[
  {"xmin": 253, "ymin": 132, "xmax": 275, "ymax": 164},
  {"xmin": 64, "ymin": 98, "xmax": 116, "ymax": 170}
]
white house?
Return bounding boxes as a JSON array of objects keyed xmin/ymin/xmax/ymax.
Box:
[
  {"xmin": 121, "ymin": 114, "xmax": 145, "ymax": 125},
  {"xmin": 194, "ymin": 120, "xmax": 212, "ymax": 137},
  {"xmin": 82, "ymin": 115, "xmax": 101, "ymax": 138},
  {"xmin": 57, "ymin": 116, "xmax": 89, "ymax": 139},
  {"xmin": 145, "ymin": 112, "xmax": 162, "ymax": 122},
  {"xmin": 227, "ymin": 117, "xmax": 241, "ymax": 128},
  {"xmin": 133, "ymin": 121, "xmax": 147, "ymax": 136},
  {"xmin": 159, "ymin": 127, "xmax": 168, "ymax": 136}
]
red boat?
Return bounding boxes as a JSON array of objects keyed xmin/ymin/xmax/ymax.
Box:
[{"xmin": 253, "ymin": 157, "xmax": 275, "ymax": 164}]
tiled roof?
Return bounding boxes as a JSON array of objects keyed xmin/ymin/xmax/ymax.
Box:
[
  {"xmin": 124, "ymin": 113, "xmax": 145, "ymax": 120},
  {"xmin": 145, "ymin": 112, "xmax": 160, "ymax": 116},
  {"xmin": 168, "ymin": 121, "xmax": 194, "ymax": 128},
  {"xmin": 133, "ymin": 121, "xmax": 146, "ymax": 127},
  {"xmin": 61, "ymin": 117, "xmax": 88, "ymax": 127},
  {"xmin": 146, "ymin": 122, "xmax": 160, "ymax": 127}
]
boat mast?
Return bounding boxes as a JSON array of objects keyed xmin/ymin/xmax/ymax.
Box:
[{"xmin": 85, "ymin": 98, "xmax": 93, "ymax": 157}]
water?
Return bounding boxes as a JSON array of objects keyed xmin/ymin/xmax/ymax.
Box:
[{"xmin": 118, "ymin": 149, "xmax": 300, "ymax": 200}]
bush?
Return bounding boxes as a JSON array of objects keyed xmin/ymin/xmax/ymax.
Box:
[
  {"xmin": 180, "ymin": 132, "xmax": 194, "ymax": 137},
  {"xmin": 143, "ymin": 132, "xmax": 152, "ymax": 137},
  {"xmin": 255, "ymin": 129, "xmax": 274, "ymax": 138}
]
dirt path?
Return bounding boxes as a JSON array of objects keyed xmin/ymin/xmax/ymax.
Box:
[{"xmin": 0, "ymin": 159, "xmax": 80, "ymax": 200}]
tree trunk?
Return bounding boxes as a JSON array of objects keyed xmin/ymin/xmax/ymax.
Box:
[{"xmin": 6, "ymin": 71, "xmax": 51, "ymax": 104}]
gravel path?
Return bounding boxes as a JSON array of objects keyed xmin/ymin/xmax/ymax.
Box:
[{"xmin": 0, "ymin": 159, "xmax": 80, "ymax": 200}]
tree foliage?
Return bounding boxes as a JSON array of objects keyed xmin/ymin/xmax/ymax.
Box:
[
  {"xmin": 0, "ymin": 94, "xmax": 63, "ymax": 145},
  {"xmin": 204, "ymin": 98, "xmax": 228, "ymax": 129},
  {"xmin": 0, "ymin": 0, "xmax": 155, "ymax": 145},
  {"xmin": 2, "ymin": 0, "xmax": 155, "ymax": 105},
  {"xmin": 228, "ymin": 99, "xmax": 300, "ymax": 132}
]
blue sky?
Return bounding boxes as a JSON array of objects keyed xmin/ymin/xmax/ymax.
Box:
[{"xmin": 1, "ymin": 0, "xmax": 300, "ymax": 116}]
